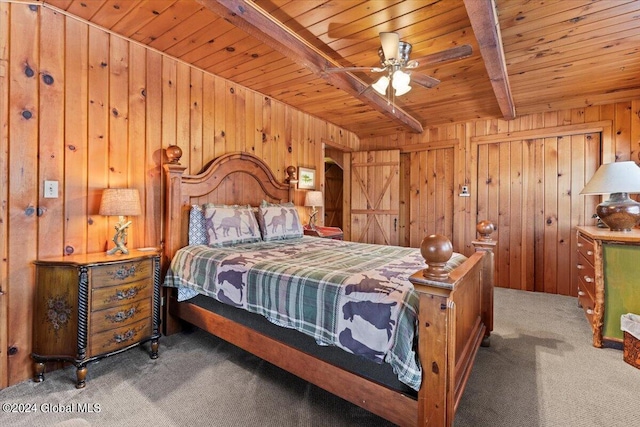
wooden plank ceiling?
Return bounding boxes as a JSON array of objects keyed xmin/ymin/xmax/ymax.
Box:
[{"xmin": 42, "ymin": 0, "xmax": 640, "ymax": 138}]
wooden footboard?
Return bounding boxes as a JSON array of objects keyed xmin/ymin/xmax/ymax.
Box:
[{"xmin": 409, "ymin": 225, "xmax": 496, "ymax": 426}]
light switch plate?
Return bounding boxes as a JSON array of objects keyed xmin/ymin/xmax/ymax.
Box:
[{"xmin": 44, "ymin": 180, "xmax": 58, "ymax": 198}]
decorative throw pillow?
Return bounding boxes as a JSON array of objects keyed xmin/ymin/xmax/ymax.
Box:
[
  {"xmin": 203, "ymin": 204, "xmax": 261, "ymax": 246},
  {"xmin": 188, "ymin": 205, "xmax": 207, "ymax": 245},
  {"xmin": 261, "ymin": 200, "xmax": 295, "ymax": 207},
  {"xmin": 257, "ymin": 203, "xmax": 303, "ymax": 241}
]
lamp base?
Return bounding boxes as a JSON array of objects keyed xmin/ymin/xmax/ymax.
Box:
[
  {"xmin": 308, "ymin": 209, "xmax": 318, "ymax": 230},
  {"xmin": 596, "ymin": 193, "xmax": 640, "ymax": 232},
  {"xmin": 106, "ymin": 216, "xmax": 132, "ymax": 255}
]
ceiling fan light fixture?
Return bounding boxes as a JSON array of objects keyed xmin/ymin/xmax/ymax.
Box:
[
  {"xmin": 379, "ymin": 32, "xmax": 400, "ymax": 61},
  {"xmin": 372, "ymin": 75, "xmax": 390, "ymax": 95},
  {"xmin": 394, "ymin": 84, "xmax": 411, "ymax": 96},
  {"xmin": 392, "ymin": 69, "xmax": 410, "ymax": 88},
  {"xmin": 391, "ymin": 69, "xmax": 411, "ymax": 96}
]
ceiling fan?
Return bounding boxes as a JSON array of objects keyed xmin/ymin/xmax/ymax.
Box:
[{"xmin": 325, "ymin": 32, "xmax": 472, "ymax": 96}]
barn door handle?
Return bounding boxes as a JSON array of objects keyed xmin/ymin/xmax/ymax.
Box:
[{"xmin": 394, "ymin": 218, "xmax": 397, "ymax": 231}]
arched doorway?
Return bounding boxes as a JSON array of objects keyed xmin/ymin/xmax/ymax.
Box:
[{"xmin": 324, "ymin": 148, "xmax": 343, "ymax": 229}]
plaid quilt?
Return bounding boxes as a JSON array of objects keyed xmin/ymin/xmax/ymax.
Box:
[{"xmin": 164, "ymin": 236, "xmax": 467, "ymax": 391}]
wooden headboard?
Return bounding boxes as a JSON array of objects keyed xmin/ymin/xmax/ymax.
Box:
[{"xmin": 162, "ymin": 149, "xmax": 297, "ymax": 264}]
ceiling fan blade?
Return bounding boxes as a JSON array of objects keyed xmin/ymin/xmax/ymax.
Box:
[
  {"xmin": 411, "ymin": 44, "xmax": 473, "ymax": 67},
  {"xmin": 324, "ymin": 66, "xmax": 386, "ymax": 73},
  {"xmin": 411, "ymin": 73, "xmax": 441, "ymax": 89},
  {"xmin": 379, "ymin": 32, "xmax": 400, "ymax": 60}
]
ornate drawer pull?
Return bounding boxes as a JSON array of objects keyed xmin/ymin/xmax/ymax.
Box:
[
  {"xmin": 116, "ymin": 288, "xmax": 137, "ymax": 300},
  {"xmin": 105, "ymin": 306, "xmax": 138, "ymax": 323},
  {"xmin": 104, "ymin": 285, "xmax": 145, "ymax": 304},
  {"xmin": 109, "ymin": 264, "xmax": 137, "ymax": 281},
  {"xmin": 107, "ymin": 328, "xmax": 139, "ymax": 347},
  {"xmin": 584, "ymin": 276, "xmax": 594, "ymax": 283}
]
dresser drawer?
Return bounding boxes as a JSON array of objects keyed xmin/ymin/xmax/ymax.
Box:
[
  {"xmin": 91, "ymin": 279, "xmax": 152, "ymax": 312},
  {"xmin": 91, "ymin": 259, "xmax": 153, "ymax": 289},
  {"xmin": 576, "ymin": 253, "xmax": 596, "ymax": 298},
  {"xmin": 576, "ymin": 234, "xmax": 595, "ymax": 266},
  {"xmin": 91, "ymin": 298, "xmax": 152, "ymax": 334},
  {"xmin": 90, "ymin": 318, "xmax": 151, "ymax": 355},
  {"xmin": 577, "ymin": 287, "xmax": 595, "ymax": 326}
]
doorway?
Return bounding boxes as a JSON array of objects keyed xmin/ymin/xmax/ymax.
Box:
[{"xmin": 324, "ymin": 160, "xmax": 343, "ymax": 228}]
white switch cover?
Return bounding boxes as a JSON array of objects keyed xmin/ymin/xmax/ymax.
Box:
[{"xmin": 44, "ymin": 180, "xmax": 58, "ymax": 198}]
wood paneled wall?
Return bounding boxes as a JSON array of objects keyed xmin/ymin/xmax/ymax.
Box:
[
  {"xmin": 0, "ymin": 2, "xmax": 358, "ymax": 387},
  {"xmin": 361, "ymin": 102, "xmax": 640, "ymax": 296}
]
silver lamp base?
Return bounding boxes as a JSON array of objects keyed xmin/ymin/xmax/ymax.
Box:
[{"xmin": 596, "ymin": 192, "xmax": 640, "ymax": 232}]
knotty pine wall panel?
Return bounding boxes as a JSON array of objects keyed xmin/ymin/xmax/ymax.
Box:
[
  {"xmin": 0, "ymin": 2, "xmax": 358, "ymax": 387},
  {"xmin": 0, "ymin": 1, "xmax": 9, "ymax": 389},
  {"xmin": 86, "ymin": 25, "xmax": 110, "ymax": 253},
  {"xmin": 7, "ymin": 3, "xmax": 40, "ymax": 387},
  {"xmin": 361, "ymin": 102, "xmax": 640, "ymax": 297},
  {"xmin": 38, "ymin": 6, "xmax": 65, "ymax": 258}
]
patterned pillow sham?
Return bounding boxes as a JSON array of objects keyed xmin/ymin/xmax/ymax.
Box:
[
  {"xmin": 203, "ymin": 204, "xmax": 261, "ymax": 246},
  {"xmin": 188, "ymin": 205, "xmax": 207, "ymax": 245},
  {"xmin": 257, "ymin": 202, "xmax": 303, "ymax": 241},
  {"xmin": 260, "ymin": 200, "xmax": 294, "ymax": 207}
]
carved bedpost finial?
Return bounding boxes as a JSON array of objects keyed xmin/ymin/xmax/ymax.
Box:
[
  {"xmin": 420, "ymin": 234, "xmax": 453, "ymax": 280},
  {"xmin": 166, "ymin": 145, "xmax": 183, "ymax": 164},
  {"xmin": 285, "ymin": 165, "xmax": 297, "ymax": 183},
  {"xmin": 476, "ymin": 220, "xmax": 495, "ymax": 242}
]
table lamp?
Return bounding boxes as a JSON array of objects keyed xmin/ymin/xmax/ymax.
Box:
[
  {"xmin": 304, "ymin": 190, "xmax": 323, "ymax": 230},
  {"xmin": 580, "ymin": 161, "xmax": 640, "ymax": 231},
  {"xmin": 99, "ymin": 188, "xmax": 142, "ymax": 254}
]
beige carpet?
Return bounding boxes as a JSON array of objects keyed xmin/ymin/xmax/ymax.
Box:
[{"xmin": 1, "ymin": 288, "xmax": 638, "ymax": 426}]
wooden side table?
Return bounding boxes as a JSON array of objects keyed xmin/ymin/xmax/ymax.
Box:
[
  {"xmin": 304, "ymin": 226, "xmax": 343, "ymax": 240},
  {"xmin": 32, "ymin": 250, "xmax": 161, "ymax": 388}
]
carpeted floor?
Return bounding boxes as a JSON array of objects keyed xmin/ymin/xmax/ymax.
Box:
[{"xmin": 1, "ymin": 287, "xmax": 638, "ymax": 426}]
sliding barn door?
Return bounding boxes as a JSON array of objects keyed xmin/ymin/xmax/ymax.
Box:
[
  {"xmin": 407, "ymin": 147, "xmax": 456, "ymax": 248},
  {"xmin": 350, "ymin": 150, "xmax": 400, "ymax": 245},
  {"xmin": 476, "ymin": 133, "xmax": 600, "ymax": 295}
]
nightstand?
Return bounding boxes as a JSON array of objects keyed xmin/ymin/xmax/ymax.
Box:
[
  {"xmin": 304, "ymin": 226, "xmax": 343, "ymax": 240},
  {"xmin": 32, "ymin": 250, "xmax": 161, "ymax": 388}
]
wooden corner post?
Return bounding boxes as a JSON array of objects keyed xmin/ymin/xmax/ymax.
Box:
[
  {"xmin": 409, "ymin": 234, "xmax": 456, "ymax": 426},
  {"xmin": 162, "ymin": 145, "xmax": 187, "ymax": 336},
  {"xmin": 472, "ymin": 220, "xmax": 496, "ymax": 344}
]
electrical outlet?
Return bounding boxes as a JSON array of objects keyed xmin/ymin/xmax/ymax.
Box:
[
  {"xmin": 44, "ymin": 180, "xmax": 58, "ymax": 198},
  {"xmin": 459, "ymin": 185, "xmax": 470, "ymax": 197}
]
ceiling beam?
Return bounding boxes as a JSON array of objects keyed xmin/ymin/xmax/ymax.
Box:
[
  {"xmin": 197, "ymin": 0, "xmax": 424, "ymax": 134},
  {"xmin": 463, "ymin": 0, "xmax": 516, "ymax": 120}
]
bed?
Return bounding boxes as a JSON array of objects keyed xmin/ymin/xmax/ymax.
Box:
[{"xmin": 161, "ymin": 148, "xmax": 496, "ymax": 426}]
